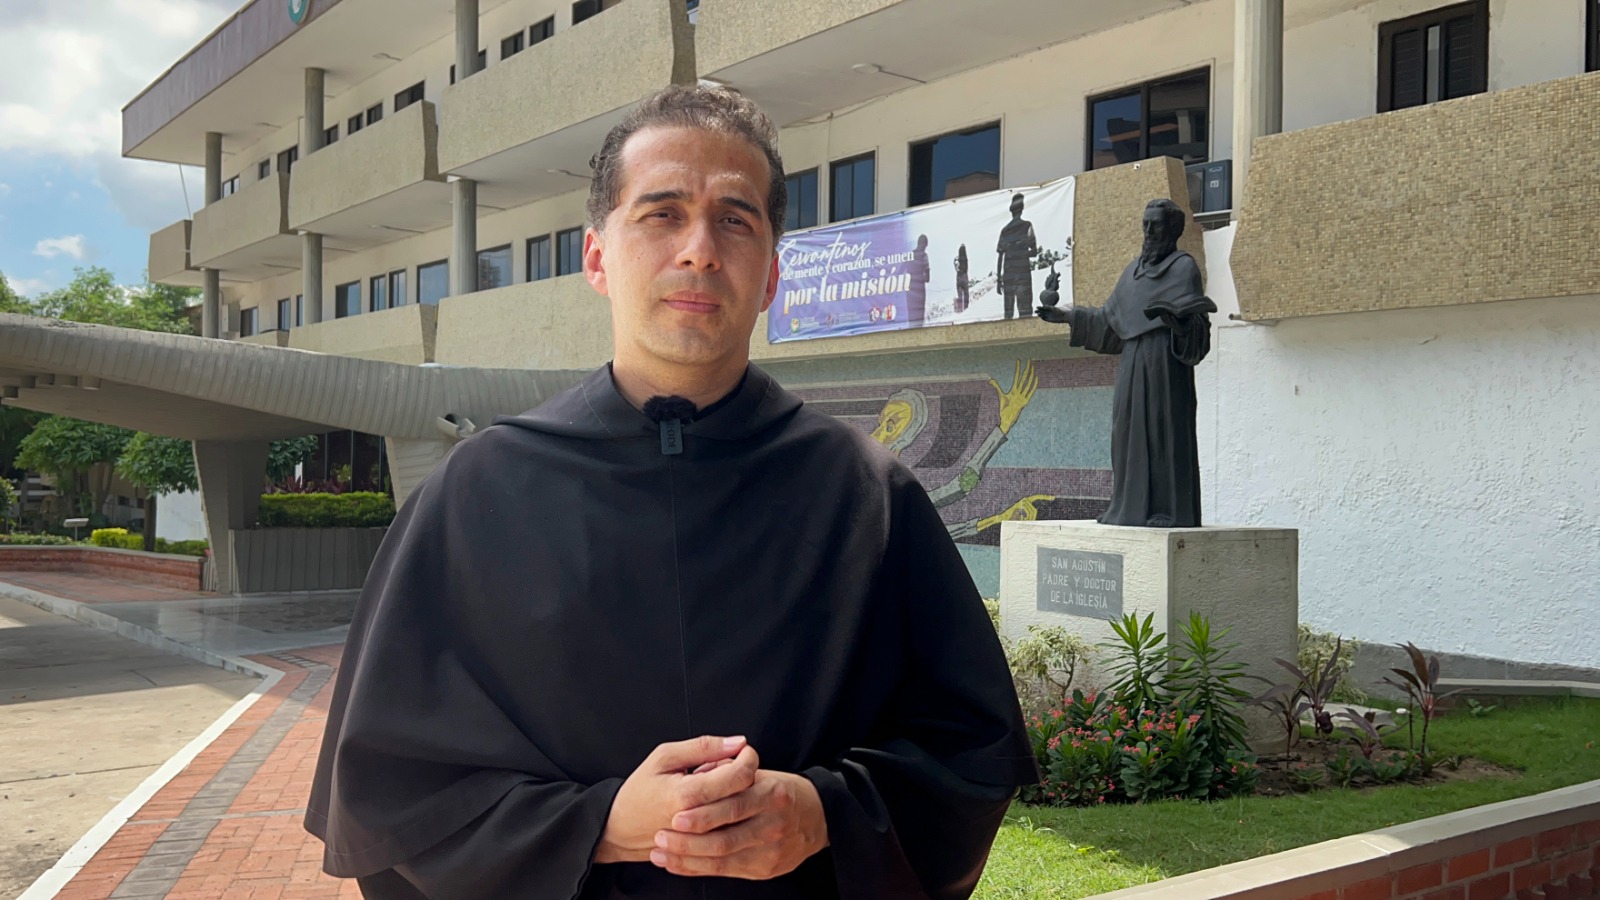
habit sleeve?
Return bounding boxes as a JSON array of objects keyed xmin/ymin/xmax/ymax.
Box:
[
  {"xmin": 802, "ymin": 473, "xmax": 1038, "ymax": 900},
  {"xmin": 305, "ymin": 456, "xmax": 620, "ymax": 899},
  {"xmin": 1067, "ymin": 304, "xmax": 1125, "ymax": 355}
]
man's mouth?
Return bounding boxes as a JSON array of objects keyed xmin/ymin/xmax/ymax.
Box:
[{"xmin": 663, "ymin": 292, "xmax": 720, "ymax": 314}]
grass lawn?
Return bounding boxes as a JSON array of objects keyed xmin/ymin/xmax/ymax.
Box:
[{"xmin": 974, "ymin": 696, "xmax": 1600, "ymax": 899}]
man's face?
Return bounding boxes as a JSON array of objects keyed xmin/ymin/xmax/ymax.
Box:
[
  {"xmin": 584, "ymin": 126, "xmax": 780, "ymax": 373},
  {"xmin": 1142, "ymin": 208, "xmax": 1171, "ymax": 245}
]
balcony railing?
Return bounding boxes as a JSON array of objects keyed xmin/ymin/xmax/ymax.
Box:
[
  {"xmin": 286, "ymin": 303, "xmax": 438, "ymax": 365},
  {"xmin": 190, "ymin": 171, "xmax": 297, "ymax": 279},
  {"xmin": 148, "ymin": 219, "xmax": 201, "ymax": 287},
  {"xmin": 288, "ymin": 100, "xmax": 450, "ymax": 245}
]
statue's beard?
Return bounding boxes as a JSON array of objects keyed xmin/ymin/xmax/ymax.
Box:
[{"xmin": 1140, "ymin": 236, "xmax": 1177, "ymax": 268}]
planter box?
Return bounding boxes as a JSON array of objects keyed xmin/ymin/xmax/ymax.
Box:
[
  {"xmin": 225, "ymin": 527, "xmax": 387, "ymax": 594},
  {"xmin": 0, "ymin": 545, "xmax": 205, "ymax": 591}
]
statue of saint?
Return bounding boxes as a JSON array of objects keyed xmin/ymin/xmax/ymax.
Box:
[{"xmin": 1036, "ymin": 198, "xmax": 1215, "ymax": 527}]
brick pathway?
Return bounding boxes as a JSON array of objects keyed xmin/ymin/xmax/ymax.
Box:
[
  {"xmin": 0, "ymin": 571, "xmax": 213, "ymax": 604},
  {"xmin": 49, "ymin": 645, "xmax": 356, "ymax": 899}
]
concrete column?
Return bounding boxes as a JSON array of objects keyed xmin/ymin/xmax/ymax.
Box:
[
  {"xmin": 193, "ymin": 440, "xmax": 269, "ymax": 594},
  {"xmin": 202, "ymin": 132, "xmax": 223, "ymax": 338},
  {"xmin": 451, "ymin": 179, "xmax": 478, "ymax": 298},
  {"xmin": 450, "ymin": 0, "xmax": 482, "ymax": 301},
  {"xmin": 302, "ymin": 67, "xmax": 326, "ymax": 157},
  {"xmin": 1231, "ymin": 0, "xmax": 1283, "ymax": 219},
  {"xmin": 384, "ymin": 437, "xmax": 455, "ymax": 508},
  {"xmin": 303, "ymin": 233, "xmax": 323, "ymax": 324}
]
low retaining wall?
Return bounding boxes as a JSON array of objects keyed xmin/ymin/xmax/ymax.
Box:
[
  {"xmin": 226, "ymin": 527, "xmax": 386, "ymax": 594},
  {"xmin": 0, "ymin": 545, "xmax": 205, "ymax": 591},
  {"xmin": 1095, "ymin": 779, "xmax": 1600, "ymax": 900}
]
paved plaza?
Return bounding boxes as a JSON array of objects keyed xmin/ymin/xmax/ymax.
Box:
[{"xmin": 0, "ymin": 571, "xmax": 362, "ymax": 899}]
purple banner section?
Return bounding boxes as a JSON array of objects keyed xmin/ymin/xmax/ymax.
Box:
[{"xmin": 768, "ymin": 177, "xmax": 1076, "ymax": 343}]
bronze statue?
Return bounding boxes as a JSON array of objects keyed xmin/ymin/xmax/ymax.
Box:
[{"xmin": 1037, "ymin": 198, "xmax": 1215, "ymax": 527}]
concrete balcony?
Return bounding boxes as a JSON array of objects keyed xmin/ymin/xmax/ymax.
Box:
[
  {"xmin": 190, "ymin": 171, "xmax": 299, "ymax": 281},
  {"xmin": 437, "ymin": 0, "xmax": 694, "ymax": 210},
  {"xmin": 1232, "ymin": 71, "xmax": 1600, "ymax": 321},
  {"xmin": 288, "ymin": 100, "xmax": 452, "ymax": 250},
  {"xmin": 286, "ymin": 302, "xmax": 438, "ymax": 365},
  {"xmin": 695, "ymin": 0, "xmax": 1191, "ymax": 125},
  {"xmin": 148, "ymin": 219, "xmax": 202, "ymax": 288},
  {"xmin": 239, "ymin": 329, "xmax": 291, "ymax": 348},
  {"xmin": 433, "ymin": 276, "xmax": 608, "ymax": 369}
]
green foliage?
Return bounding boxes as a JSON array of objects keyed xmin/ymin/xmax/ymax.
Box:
[
  {"xmin": 258, "ymin": 492, "xmax": 395, "ymax": 528},
  {"xmin": 0, "ymin": 533, "xmax": 77, "ymax": 545},
  {"xmin": 90, "ymin": 527, "xmax": 130, "ymax": 547},
  {"xmin": 1299, "ymin": 625, "xmax": 1365, "ymax": 704},
  {"xmin": 116, "ymin": 433, "xmax": 198, "ymax": 494},
  {"xmin": 0, "ymin": 270, "xmax": 30, "ymax": 314},
  {"xmin": 0, "ymin": 477, "xmax": 18, "ymax": 532},
  {"xmin": 1103, "ymin": 613, "xmax": 1168, "ymax": 713},
  {"xmin": 1169, "ymin": 612, "xmax": 1256, "ymax": 779},
  {"xmin": 1009, "ymin": 625, "xmax": 1096, "ymax": 711},
  {"xmin": 26, "ymin": 267, "xmax": 197, "ymax": 335},
  {"xmin": 86, "ymin": 527, "xmax": 207, "ymax": 556},
  {"xmin": 1382, "ymin": 641, "xmax": 1468, "ymax": 772},
  {"xmin": 267, "ymin": 436, "xmax": 319, "ymax": 483},
  {"xmin": 16, "ymin": 417, "xmax": 135, "ymax": 518}
]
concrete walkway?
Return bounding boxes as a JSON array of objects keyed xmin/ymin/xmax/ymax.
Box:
[{"xmin": 0, "ymin": 572, "xmax": 361, "ymax": 899}]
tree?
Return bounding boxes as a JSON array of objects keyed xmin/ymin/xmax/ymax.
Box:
[
  {"xmin": 15, "ymin": 418, "xmax": 134, "ymax": 525},
  {"xmin": 0, "ymin": 475, "xmax": 19, "ymax": 534},
  {"xmin": 268, "ymin": 435, "xmax": 319, "ymax": 483},
  {"xmin": 116, "ymin": 433, "xmax": 200, "ymax": 552},
  {"xmin": 0, "ymin": 270, "xmax": 32, "ymax": 314},
  {"xmin": 29, "ymin": 267, "xmax": 198, "ymax": 335}
]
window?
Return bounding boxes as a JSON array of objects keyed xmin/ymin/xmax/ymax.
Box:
[
  {"xmin": 419, "ymin": 260, "xmax": 450, "ymax": 305},
  {"xmin": 449, "ymin": 50, "xmax": 488, "ymax": 84},
  {"xmin": 295, "ymin": 294, "xmax": 303, "ymax": 327},
  {"xmin": 1590, "ymin": 0, "xmax": 1599, "ymax": 72},
  {"xmin": 335, "ymin": 281, "xmax": 361, "ymax": 318},
  {"xmin": 1378, "ymin": 1, "xmax": 1488, "ymax": 113},
  {"xmin": 573, "ymin": 0, "xmax": 622, "ymax": 25},
  {"xmin": 258, "ymin": 159, "xmax": 271, "ymax": 179},
  {"xmin": 370, "ymin": 275, "xmax": 389, "ymax": 312},
  {"xmin": 530, "ymin": 16, "xmax": 555, "ymax": 46},
  {"xmin": 829, "ymin": 153, "xmax": 875, "ymax": 222},
  {"xmin": 502, "ymin": 31, "xmax": 525, "ymax": 59},
  {"xmin": 555, "ymin": 228, "xmax": 584, "ymax": 276},
  {"xmin": 277, "ymin": 145, "xmax": 299, "ymax": 175},
  {"xmin": 784, "ymin": 169, "xmax": 818, "ymax": 232},
  {"xmin": 909, "ymin": 122, "xmax": 1000, "ymax": 207},
  {"xmin": 686, "ymin": 0, "xmax": 699, "ymax": 23},
  {"xmin": 1086, "ymin": 68, "xmax": 1210, "ymax": 171},
  {"xmin": 395, "ymin": 82, "xmax": 425, "ymax": 111},
  {"xmin": 323, "ymin": 125, "xmax": 339, "ymax": 146},
  {"xmin": 527, "ymin": 235, "xmax": 553, "ymax": 281},
  {"xmin": 389, "ymin": 269, "xmax": 408, "ymax": 306},
  {"xmin": 347, "ymin": 113, "xmax": 363, "ymax": 136},
  {"xmin": 240, "ymin": 307, "xmax": 258, "ymax": 337},
  {"xmin": 478, "ymin": 245, "xmax": 513, "ymax": 290},
  {"xmin": 221, "ymin": 176, "xmax": 240, "ymax": 197},
  {"xmin": 365, "ymin": 103, "xmax": 384, "ymax": 126},
  {"xmin": 277, "ymin": 298, "xmax": 292, "ymax": 331}
]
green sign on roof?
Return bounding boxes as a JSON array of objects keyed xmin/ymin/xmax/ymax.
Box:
[{"xmin": 288, "ymin": 0, "xmax": 310, "ymax": 24}]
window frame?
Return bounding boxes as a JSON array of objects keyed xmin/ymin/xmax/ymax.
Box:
[
  {"xmin": 221, "ymin": 175, "xmax": 240, "ymax": 197},
  {"xmin": 530, "ymin": 16, "xmax": 555, "ymax": 46},
  {"xmin": 828, "ymin": 152, "xmax": 876, "ymax": 223},
  {"xmin": 369, "ymin": 274, "xmax": 389, "ymax": 312},
  {"xmin": 418, "ymin": 259, "xmax": 450, "ymax": 306},
  {"xmin": 784, "ymin": 168, "xmax": 819, "ymax": 232},
  {"xmin": 1376, "ymin": 0, "xmax": 1490, "ymax": 114},
  {"xmin": 277, "ymin": 298, "xmax": 292, "ymax": 332},
  {"xmin": 1587, "ymin": 0, "xmax": 1598, "ymax": 72},
  {"xmin": 277, "ymin": 146, "xmax": 299, "ymax": 176},
  {"xmin": 240, "ymin": 306, "xmax": 258, "ymax": 337},
  {"xmin": 389, "ymin": 269, "xmax": 408, "ymax": 306},
  {"xmin": 527, "ymin": 234, "xmax": 553, "ymax": 282},
  {"xmin": 334, "ymin": 281, "xmax": 362, "ymax": 319},
  {"xmin": 555, "ymin": 227, "xmax": 585, "ymax": 276},
  {"xmin": 347, "ymin": 113, "xmax": 363, "ymax": 136},
  {"xmin": 502, "ymin": 30, "xmax": 525, "ymax": 59},
  {"xmin": 477, "ymin": 243, "xmax": 514, "ymax": 291},
  {"xmin": 1084, "ymin": 67, "xmax": 1211, "ymax": 172},
  {"xmin": 573, "ymin": 0, "xmax": 622, "ymax": 25},
  {"xmin": 394, "ymin": 82, "xmax": 425, "ymax": 112},
  {"xmin": 323, "ymin": 124, "xmax": 338, "ymax": 146},
  {"xmin": 365, "ymin": 103, "xmax": 384, "ymax": 127},
  {"xmin": 295, "ymin": 295, "xmax": 304, "ymax": 327},
  {"xmin": 257, "ymin": 159, "xmax": 271, "ymax": 180},
  {"xmin": 907, "ymin": 120, "xmax": 1002, "ymax": 207}
]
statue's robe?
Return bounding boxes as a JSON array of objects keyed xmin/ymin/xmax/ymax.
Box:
[{"xmin": 1067, "ymin": 250, "xmax": 1215, "ymax": 527}]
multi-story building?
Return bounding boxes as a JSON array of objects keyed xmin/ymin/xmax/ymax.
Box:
[{"xmin": 4, "ymin": 0, "xmax": 1594, "ymax": 670}]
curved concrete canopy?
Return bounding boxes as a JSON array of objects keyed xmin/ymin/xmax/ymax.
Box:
[{"xmin": 0, "ymin": 313, "xmax": 586, "ymax": 441}]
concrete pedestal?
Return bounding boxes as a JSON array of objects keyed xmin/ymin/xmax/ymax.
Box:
[{"xmin": 1000, "ymin": 520, "xmax": 1298, "ymax": 746}]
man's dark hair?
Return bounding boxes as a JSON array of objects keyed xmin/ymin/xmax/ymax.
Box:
[{"xmin": 587, "ymin": 84, "xmax": 788, "ymax": 240}]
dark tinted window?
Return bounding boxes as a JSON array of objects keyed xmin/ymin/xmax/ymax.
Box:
[
  {"xmin": 909, "ymin": 122, "xmax": 1000, "ymax": 206},
  {"xmin": 784, "ymin": 169, "xmax": 818, "ymax": 232},
  {"xmin": 277, "ymin": 146, "xmax": 299, "ymax": 175},
  {"xmin": 829, "ymin": 154, "xmax": 875, "ymax": 222},
  {"xmin": 528, "ymin": 235, "xmax": 552, "ymax": 281},
  {"xmin": 573, "ymin": 0, "xmax": 622, "ymax": 24},
  {"xmin": 556, "ymin": 228, "xmax": 584, "ymax": 276},
  {"xmin": 1378, "ymin": 1, "xmax": 1488, "ymax": 112},
  {"xmin": 389, "ymin": 270, "xmax": 408, "ymax": 306},
  {"xmin": 502, "ymin": 31, "xmax": 525, "ymax": 59},
  {"xmin": 419, "ymin": 261, "xmax": 449, "ymax": 305},
  {"xmin": 369, "ymin": 275, "xmax": 389, "ymax": 312},
  {"xmin": 323, "ymin": 125, "xmax": 338, "ymax": 146},
  {"xmin": 1589, "ymin": 0, "xmax": 1599, "ymax": 72},
  {"xmin": 1087, "ymin": 68, "xmax": 1209, "ymax": 170},
  {"xmin": 478, "ymin": 245, "xmax": 513, "ymax": 290},
  {"xmin": 531, "ymin": 16, "xmax": 555, "ymax": 45},
  {"xmin": 366, "ymin": 103, "xmax": 384, "ymax": 126},
  {"xmin": 277, "ymin": 298, "xmax": 292, "ymax": 331},
  {"xmin": 240, "ymin": 307, "xmax": 258, "ymax": 337},
  {"xmin": 395, "ymin": 83, "xmax": 425, "ymax": 111},
  {"xmin": 335, "ymin": 281, "xmax": 361, "ymax": 318},
  {"xmin": 347, "ymin": 114, "xmax": 363, "ymax": 135}
]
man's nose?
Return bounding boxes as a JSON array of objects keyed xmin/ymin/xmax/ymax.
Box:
[{"xmin": 676, "ymin": 216, "xmax": 721, "ymax": 272}]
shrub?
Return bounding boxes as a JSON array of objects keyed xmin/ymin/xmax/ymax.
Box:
[
  {"xmin": 0, "ymin": 533, "xmax": 77, "ymax": 546},
  {"xmin": 160, "ymin": 539, "xmax": 209, "ymax": 557},
  {"xmin": 90, "ymin": 527, "xmax": 132, "ymax": 548},
  {"xmin": 257, "ymin": 492, "xmax": 395, "ymax": 528},
  {"xmin": 1009, "ymin": 625, "xmax": 1096, "ymax": 713},
  {"xmin": 1299, "ymin": 625, "xmax": 1365, "ymax": 704}
]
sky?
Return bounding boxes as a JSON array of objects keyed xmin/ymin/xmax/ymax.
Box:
[{"xmin": 0, "ymin": 0, "xmax": 237, "ymax": 298}]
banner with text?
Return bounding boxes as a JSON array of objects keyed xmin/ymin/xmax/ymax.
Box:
[{"xmin": 768, "ymin": 176, "xmax": 1075, "ymax": 343}]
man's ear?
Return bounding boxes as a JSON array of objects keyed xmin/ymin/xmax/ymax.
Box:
[
  {"xmin": 582, "ymin": 227, "xmax": 608, "ymax": 297},
  {"xmin": 760, "ymin": 252, "xmax": 780, "ymax": 314}
]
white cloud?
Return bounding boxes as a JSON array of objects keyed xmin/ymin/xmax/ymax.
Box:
[
  {"xmin": 10, "ymin": 277, "xmax": 54, "ymax": 297},
  {"xmin": 34, "ymin": 235, "xmax": 89, "ymax": 261}
]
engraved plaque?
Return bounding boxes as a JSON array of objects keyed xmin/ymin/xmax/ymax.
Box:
[{"xmin": 1037, "ymin": 548, "xmax": 1124, "ymax": 620}]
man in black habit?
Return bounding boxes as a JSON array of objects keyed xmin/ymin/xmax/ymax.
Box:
[
  {"xmin": 305, "ymin": 84, "xmax": 1037, "ymax": 899},
  {"xmin": 1036, "ymin": 198, "xmax": 1215, "ymax": 527}
]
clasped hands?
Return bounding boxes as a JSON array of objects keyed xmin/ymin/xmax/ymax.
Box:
[{"xmin": 595, "ymin": 736, "xmax": 829, "ymax": 881}]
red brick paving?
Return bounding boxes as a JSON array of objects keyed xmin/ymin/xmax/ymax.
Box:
[
  {"xmin": 0, "ymin": 569, "xmax": 215, "ymax": 604},
  {"xmin": 53, "ymin": 645, "xmax": 358, "ymax": 899}
]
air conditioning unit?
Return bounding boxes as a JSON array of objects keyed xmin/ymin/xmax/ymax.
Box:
[{"xmin": 1185, "ymin": 160, "xmax": 1233, "ymax": 214}]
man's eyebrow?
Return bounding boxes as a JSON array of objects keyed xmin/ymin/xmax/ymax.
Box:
[
  {"xmin": 720, "ymin": 196, "xmax": 762, "ymax": 218},
  {"xmin": 632, "ymin": 190, "xmax": 688, "ymax": 206}
]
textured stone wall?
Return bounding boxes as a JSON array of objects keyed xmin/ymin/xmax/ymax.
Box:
[
  {"xmin": 0, "ymin": 547, "xmax": 203, "ymax": 591},
  {"xmin": 1071, "ymin": 154, "xmax": 1206, "ymax": 311},
  {"xmin": 1233, "ymin": 70, "xmax": 1600, "ymax": 321}
]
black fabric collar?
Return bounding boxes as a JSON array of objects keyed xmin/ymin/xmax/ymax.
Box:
[{"xmin": 494, "ymin": 362, "xmax": 802, "ymax": 442}]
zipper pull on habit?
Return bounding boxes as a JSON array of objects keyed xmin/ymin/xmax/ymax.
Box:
[{"xmin": 642, "ymin": 395, "xmax": 698, "ymax": 456}]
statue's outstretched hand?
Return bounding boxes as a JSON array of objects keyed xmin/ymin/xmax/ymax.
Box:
[{"xmin": 1036, "ymin": 305, "xmax": 1069, "ymax": 324}]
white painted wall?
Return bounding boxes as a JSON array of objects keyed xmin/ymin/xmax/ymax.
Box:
[
  {"xmin": 155, "ymin": 489, "xmax": 207, "ymax": 542},
  {"xmin": 1194, "ymin": 285, "xmax": 1600, "ymax": 670}
]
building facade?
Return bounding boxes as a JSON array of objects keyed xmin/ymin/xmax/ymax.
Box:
[{"xmin": 115, "ymin": 0, "xmax": 1599, "ymax": 669}]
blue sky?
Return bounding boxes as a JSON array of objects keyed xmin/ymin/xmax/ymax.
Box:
[{"xmin": 0, "ymin": 0, "xmax": 230, "ymax": 299}]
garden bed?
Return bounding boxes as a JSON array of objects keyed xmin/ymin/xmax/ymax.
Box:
[{"xmin": 0, "ymin": 544, "xmax": 205, "ymax": 591}]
